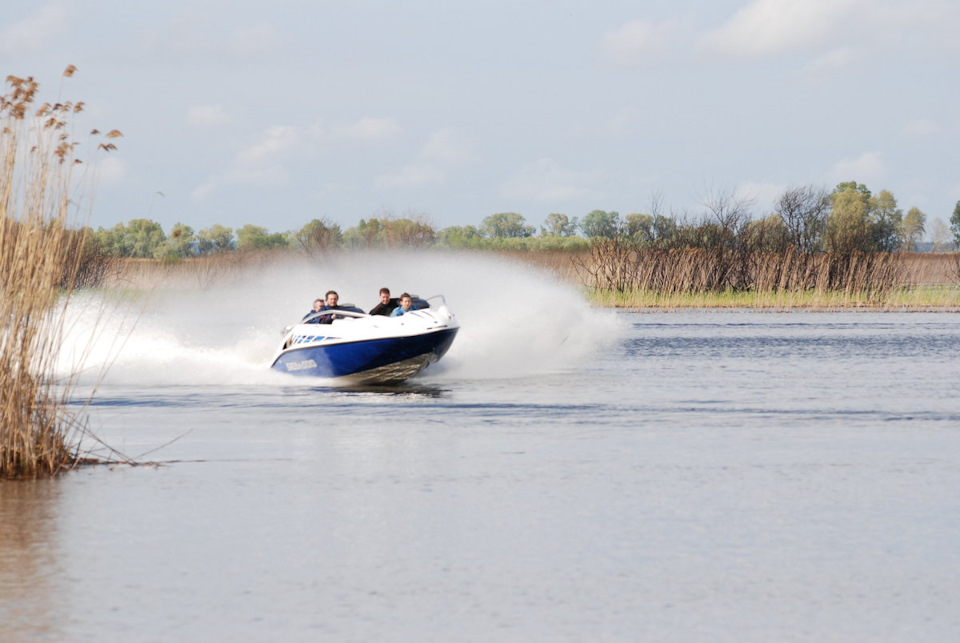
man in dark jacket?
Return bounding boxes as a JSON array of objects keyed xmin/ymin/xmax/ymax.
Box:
[
  {"xmin": 368, "ymin": 287, "xmax": 398, "ymax": 316},
  {"xmin": 302, "ymin": 298, "xmax": 324, "ymax": 322},
  {"xmin": 316, "ymin": 290, "xmax": 342, "ymax": 324}
]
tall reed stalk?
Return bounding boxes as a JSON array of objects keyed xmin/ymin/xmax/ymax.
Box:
[{"xmin": 0, "ymin": 70, "xmax": 119, "ymax": 478}]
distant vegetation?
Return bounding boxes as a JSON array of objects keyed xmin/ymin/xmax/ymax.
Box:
[
  {"xmin": 86, "ymin": 182, "xmax": 958, "ymax": 261},
  {"xmin": 77, "ymin": 183, "xmax": 960, "ymax": 302}
]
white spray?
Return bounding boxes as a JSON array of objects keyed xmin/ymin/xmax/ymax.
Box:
[{"xmin": 58, "ymin": 251, "xmax": 625, "ymax": 386}]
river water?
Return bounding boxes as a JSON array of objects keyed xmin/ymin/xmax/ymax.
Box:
[{"xmin": 2, "ymin": 254, "xmax": 959, "ymax": 642}]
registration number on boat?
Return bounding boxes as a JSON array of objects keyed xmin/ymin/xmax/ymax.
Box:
[{"xmin": 285, "ymin": 359, "xmax": 318, "ymax": 372}]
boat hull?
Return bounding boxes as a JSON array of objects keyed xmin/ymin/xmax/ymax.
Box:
[{"xmin": 271, "ymin": 327, "xmax": 458, "ymax": 384}]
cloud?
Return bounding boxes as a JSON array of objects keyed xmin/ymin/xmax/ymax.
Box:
[
  {"xmin": 501, "ymin": 158, "xmax": 602, "ymax": 202},
  {"xmin": 375, "ymin": 128, "xmax": 473, "ymax": 190},
  {"xmin": 421, "ymin": 128, "xmax": 474, "ymax": 164},
  {"xmin": 801, "ymin": 47, "xmax": 864, "ymax": 75},
  {"xmin": 831, "ymin": 151, "xmax": 885, "ymax": 185},
  {"xmin": 329, "ymin": 117, "xmax": 401, "ymax": 141},
  {"xmin": 192, "ymin": 166, "xmax": 288, "ymax": 201},
  {"xmin": 192, "ymin": 125, "xmax": 299, "ymax": 199},
  {"xmin": 236, "ymin": 125, "xmax": 303, "ymax": 166},
  {"xmin": 0, "ymin": 2, "xmax": 69, "ymax": 56},
  {"xmin": 701, "ymin": 0, "xmax": 860, "ymax": 57},
  {"xmin": 187, "ymin": 105, "xmax": 233, "ymax": 129},
  {"xmin": 143, "ymin": 17, "xmax": 284, "ymax": 60},
  {"xmin": 375, "ymin": 164, "xmax": 444, "ymax": 189},
  {"xmin": 599, "ymin": 20, "xmax": 674, "ymax": 67},
  {"xmin": 193, "ymin": 116, "xmax": 400, "ymax": 200},
  {"xmin": 223, "ymin": 22, "xmax": 283, "ymax": 58}
]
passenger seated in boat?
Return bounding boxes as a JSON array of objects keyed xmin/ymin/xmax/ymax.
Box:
[
  {"xmin": 302, "ymin": 298, "xmax": 324, "ymax": 322},
  {"xmin": 313, "ymin": 290, "xmax": 342, "ymax": 324},
  {"xmin": 369, "ymin": 287, "xmax": 399, "ymax": 316},
  {"xmin": 390, "ymin": 292, "xmax": 419, "ymax": 317}
]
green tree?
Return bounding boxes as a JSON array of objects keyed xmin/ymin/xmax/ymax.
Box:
[
  {"xmin": 869, "ymin": 190, "xmax": 903, "ymax": 252},
  {"xmin": 834, "ymin": 181, "xmax": 872, "ymax": 201},
  {"xmin": 540, "ymin": 213, "xmax": 578, "ymax": 237},
  {"xmin": 624, "ymin": 213, "xmax": 653, "ymax": 242},
  {"xmin": 342, "ymin": 218, "xmax": 385, "ymax": 248},
  {"xmin": 950, "ymin": 200, "xmax": 960, "ymax": 247},
  {"xmin": 153, "ymin": 222, "xmax": 196, "ymax": 260},
  {"xmin": 381, "ymin": 218, "xmax": 436, "ymax": 246},
  {"xmin": 93, "ymin": 224, "xmax": 129, "ymax": 256},
  {"xmin": 196, "ymin": 224, "xmax": 235, "ymax": 254},
  {"xmin": 580, "ymin": 210, "xmax": 621, "ymax": 238},
  {"xmin": 742, "ymin": 215, "xmax": 790, "ymax": 253},
  {"xmin": 127, "ymin": 219, "xmax": 167, "ymax": 258},
  {"xmin": 650, "ymin": 215, "xmax": 678, "ymax": 248},
  {"xmin": 94, "ymin": 218, "xmax": 167, "ymax": 257},
  {"xmin": 901, "ymin": 207, "xmax": 926, "ymax": 251},
  {"xmin": 826, "ymin": 187, "xmax": 871, "ymax": 253},
  {"xmin": 295, "ymin": 218, "xmax": 342, "ymax": 252},
  {"xmin": 236, "ymin": 224, "xmax": 289, "ymax": 251},
  {"xmin": 481, "ymin": 212, "xmax": 534, "ymax": 238},
  {"xmin": 437, "ymin": 225, "xmax": 482, "ymax": 248}
]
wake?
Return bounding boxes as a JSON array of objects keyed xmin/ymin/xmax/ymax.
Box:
[{"xmin": 59, "ymin": 251, "xmax": 625, "ymax": 387}]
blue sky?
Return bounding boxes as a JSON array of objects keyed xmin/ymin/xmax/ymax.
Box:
[{"xmin": 3, "ymin": 0, "xmax": 959, "ymax": 235}]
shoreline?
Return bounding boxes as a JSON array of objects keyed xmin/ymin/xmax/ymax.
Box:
[{"xmin": 586, "ymin": 285, "xmax": 960, "ymax": 312}]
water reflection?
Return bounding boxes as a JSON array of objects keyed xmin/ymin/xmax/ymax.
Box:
[{"xmin": 0, "ymin": 479, "xmax": 64, "ymax": 640}]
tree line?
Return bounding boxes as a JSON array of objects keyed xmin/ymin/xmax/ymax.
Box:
[{"xmin": 84, "ymin": 182, "xmax": 960, "ymax": 260}]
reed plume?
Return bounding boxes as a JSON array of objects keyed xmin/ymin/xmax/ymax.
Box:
[{"xmin": 1, "ymin": 68, "xmax": 118, "ymax": 478}]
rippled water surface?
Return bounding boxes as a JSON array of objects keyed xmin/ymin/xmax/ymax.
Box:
[{"xmin": 3, "ymin": 260, "xmax": 960, "ymax": 642}]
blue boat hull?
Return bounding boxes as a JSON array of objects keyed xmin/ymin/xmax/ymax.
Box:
[{"xmin": 271, "ymin": 327, "xmax": 458, "ymax": 383}]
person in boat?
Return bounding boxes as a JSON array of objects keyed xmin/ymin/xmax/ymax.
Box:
[
  {"xmin": 315, "ymin": 290, "xmax": 342, "ymax": 324},
  {"xmin": 302, "ymin": 298, "xmax": 324, "ymax": 322},
  {"xmin": 368, "ymin": 287, "xmax": 399, "ymax": 316},
  {"xmin": 390, "ymin": 292, "xmax": 419, "ymax": 317}
]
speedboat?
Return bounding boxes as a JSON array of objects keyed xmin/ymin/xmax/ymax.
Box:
[{"xmin": 270, "ymin": 295, "xmax": 459, "ymax": 384}]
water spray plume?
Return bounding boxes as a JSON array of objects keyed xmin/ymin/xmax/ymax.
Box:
[{"xmin": 61, "ymin": 251, "xmax": 624, "ymax": 387}]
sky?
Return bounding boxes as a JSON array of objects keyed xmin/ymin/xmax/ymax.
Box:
[{"xmin": 3, "ymin": 0, "xmax": 959, "ymax": 235}]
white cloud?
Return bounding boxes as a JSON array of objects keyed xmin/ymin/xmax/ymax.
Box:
[
  {"xmin": 0, "ymin": 2, "xmax": 69, "ymax": 56},
  {"xmin": 143, "ymin": 17, "xmax": 284, "ymax": 60},
  {"xmin": 224, "ymin": 22, "xmax": 283, "ymax": 58},
  {"xmin": 236, "ymin": 125, "xmax": 302, "ymax": 166},
  {"xmin": 329, "ymin": 117, "xmax": 401, "ymax": 141},
  {"xmin": 701, "ymin": 0, "xmax": 861, "ymax": 57},
  {"xmin": 193, "ymin": 116, "xmax": 402, "ymax": 199},
  {"xmin": 502, "ymin": 158, "xmax": 602, "ymax": 202},
  {"xmin": 187, "ymin": 105, "xmax": 232, "ymax": 129},
  {"xmin": 376, "ymin": 164, "xmax": 444, "ymax": 189},
  {"xmin": 801, "ymin": 47, "xmax": 863, "ymax": 75},
  {"xmin": 192, "ymin": 165, "xmax": 288, "ymax": 201},
  {"xmin": 192, "ymin": 124, "xmax": 303, "ymax": 200},
  {"xmin": 599, "ymin": 20, "xmax": 673, "ymax": 67},
  {"xmin": 421, "ymin": 128, "xmax": 473, "ymax": 164},
  {"xmin": 375, "ymin": 128, "xmax": 472, "ymax": 190},
  {"xmin": 831, "ymin": 152, "xmax": 885, "ymax": 185}
]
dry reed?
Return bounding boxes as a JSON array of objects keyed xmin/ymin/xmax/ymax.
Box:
[
  {"xmin": 1, "ymin": 70, "xmax": 118, "ymax": 478},
  {"xmin": 497, "ymin": 245, "xmax": 959, "ymax": 309}
]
